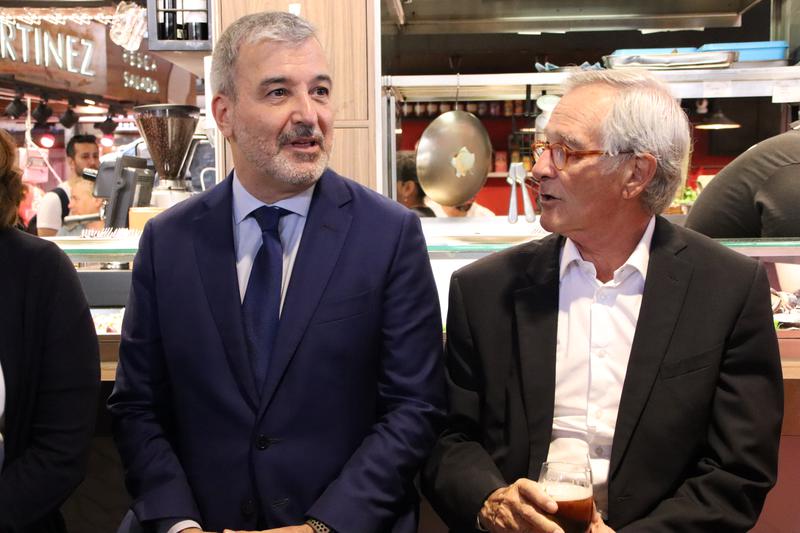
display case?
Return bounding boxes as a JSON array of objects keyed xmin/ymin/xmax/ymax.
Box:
[
  {"xmin": 53, "ymin": 237, "xmax": 138, "ymax": 381},
  {"xmin": 52, "ymin": 228, "xmax": 800, "ymax": 385}
]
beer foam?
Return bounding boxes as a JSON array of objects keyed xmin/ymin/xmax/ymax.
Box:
[{"xmin": 545, "ymin": 481, "xmax": 592, "ymax": 501}]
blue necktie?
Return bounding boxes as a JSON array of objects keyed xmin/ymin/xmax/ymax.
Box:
[{"xmin": 242, "ymin": 205, "xmax": 290, "ymax": 392}]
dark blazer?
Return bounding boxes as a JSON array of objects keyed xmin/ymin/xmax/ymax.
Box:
[
  {"xmin": 0, "ymin": 228, "xmax": 100, "ymax": 533},
  {"xmin": 422, "ymin": 217, "xmax": 783, "ymax": 532},
  {"xmin": 109, "ymin": 170, "xmax": 445, "ymax": 532}
]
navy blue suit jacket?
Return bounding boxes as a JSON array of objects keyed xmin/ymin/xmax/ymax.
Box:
[{"xmin": 109, "ymin": 170, "xmax": 445, "ymax": 532}]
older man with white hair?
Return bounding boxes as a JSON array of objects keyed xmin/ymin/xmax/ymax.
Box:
[{"xmin": 422, "ymin": 70, "xmax": 783, "ymax": 533}]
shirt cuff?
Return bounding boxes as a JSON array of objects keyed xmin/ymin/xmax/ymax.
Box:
[
  {"xmin": 476, "ymin": 513, "xmax": 489, "ymax": 531},
  {"xmin": 161, "ymin": 519, "xmax": 202, "ymax": 533}
]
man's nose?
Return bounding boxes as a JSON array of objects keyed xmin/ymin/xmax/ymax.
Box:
[
  {"xmin": 291, "ymin": 92, "xmax": 317, "ymax": 124},
  {"xmin": 532, "ymin": 150, "xmax": 554, "ymax": 182}
]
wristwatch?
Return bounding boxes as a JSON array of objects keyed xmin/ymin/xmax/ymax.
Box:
[{"xmin": 305, "ymin": 518, "xmax": 332, "ymax": 533}]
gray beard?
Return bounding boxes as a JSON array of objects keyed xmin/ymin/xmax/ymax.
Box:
[{"xmin": 266, "ymin": 148, "xmax": 329, "ymax": 186}]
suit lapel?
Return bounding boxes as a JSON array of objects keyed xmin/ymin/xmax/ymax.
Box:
[
  {"xmin": 193, "ymin": 174, "xmax": 259, "ymax": 409},
  {"xmin": 609, "ymin": 217, "xmax": 692, "ymax": 479},
  {"xmin": 257, "ymin": 171, "xmax": 353, "ymax": 417},
  {"xmin": 514, "ymin": 235, "xmax": 563, "ymax": 478}
]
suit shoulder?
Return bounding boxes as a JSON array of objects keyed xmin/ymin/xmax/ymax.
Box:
[{"xmin": 327, "ymin": 170, "xmax": 413, "ymax": 221}]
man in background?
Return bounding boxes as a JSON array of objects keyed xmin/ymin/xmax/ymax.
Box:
[
  {"xmin": 396, "ymin": 151, "xmax": 436, "ymax": 217},
  {"xmin": 36, "ymin": 134, "xmax": 99, "ymax": 236},
  {"xmin": 685, "ymin": 123, "xmax": 800, "ymax": 238},
  {"xmin": 57, "ymin": 178, "xmax": 104, "ymax": 236}
]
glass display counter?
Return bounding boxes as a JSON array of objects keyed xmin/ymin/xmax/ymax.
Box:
[{"xmin": 50, "ymin": 226, "xmax": 800, "ymax": 383}]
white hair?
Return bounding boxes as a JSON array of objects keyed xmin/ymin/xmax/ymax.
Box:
[
  {"xmin": 211, "ymin": 11, "xmax": 317, "ymax": 100},
  {"xmin": 562, "ymin": 70, "xmax": 691, "ymax": 215}
]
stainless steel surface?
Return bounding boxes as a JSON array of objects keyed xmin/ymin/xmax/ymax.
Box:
[
  {"xmin": 384, "ymin": 66, "xmax": 800, "ymax": 102},
  {"xmin": 603, "ymin": 51, "xmax": 739, "ymax": 69},
  {"xmin": 382, "ymin": 0, "xmax": 765, "ymax": 34},
  {"xmin": 416, "ymin": 110, "xmax": 492, "ymax": 206}
]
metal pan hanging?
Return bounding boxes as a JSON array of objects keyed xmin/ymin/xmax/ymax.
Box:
[{"xmin": 415, "ymin": 110, "xmax": 492, "ymax": 206}]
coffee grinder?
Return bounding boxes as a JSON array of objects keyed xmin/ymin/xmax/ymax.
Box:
[{"xmin": 133, "ymin": 104, "xmax": 201, "ymax": 207}]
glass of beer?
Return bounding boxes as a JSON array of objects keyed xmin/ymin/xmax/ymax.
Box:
[{"xmin": 538, "ymin": 460, "xmax": 594, "ymax": 533}]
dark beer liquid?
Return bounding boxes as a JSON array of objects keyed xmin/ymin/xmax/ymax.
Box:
[{"xmin": 545, "ymin": 496, "xmax": 593, "ymax": 533}]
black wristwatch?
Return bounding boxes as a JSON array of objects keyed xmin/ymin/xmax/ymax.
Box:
[{"xmin": 305, "ymin": 518, "xmax": 333, "ymax": 533}]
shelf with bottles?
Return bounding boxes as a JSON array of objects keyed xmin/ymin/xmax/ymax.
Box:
[
  {"xmin": 397, "ymin": 99, "xmax": 529, "ymax": 121},
  {"xmin": 146, "ymin": 0, "xmax": 212, "ymax": 51}
]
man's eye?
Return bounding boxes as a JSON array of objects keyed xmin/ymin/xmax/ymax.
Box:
[
  {"xmin": 269, "ymin": 88, "xmax": 287, "ymax": 97},
  {"xmin": 314, "ymin": 87, "xmax": 330, "ymax": 97}
]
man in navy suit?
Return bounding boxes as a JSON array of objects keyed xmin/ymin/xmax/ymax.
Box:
[{"xmin": 109, "ymin": 11, "xmax": 445, "ymax": 533}]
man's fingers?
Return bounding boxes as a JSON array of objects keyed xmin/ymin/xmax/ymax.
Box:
[
  {"xmin": 513, "ymin": 503, "xmax": 564, "ymax": 533},
  {"xmin": 515, "ymin": 479, "xmax": 558, "ymax": 514}
]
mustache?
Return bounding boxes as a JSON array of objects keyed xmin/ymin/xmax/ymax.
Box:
[{"xmin": 278, "ymin": 125, "xmax": 325, "ymax": 146}]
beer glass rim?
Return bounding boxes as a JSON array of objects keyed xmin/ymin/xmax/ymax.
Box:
[{"xmin": 541, "ymin": 461, "xmax": 591, "ymax": 473}]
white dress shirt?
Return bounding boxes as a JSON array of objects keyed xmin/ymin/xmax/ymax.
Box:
[
  {"xmin": 546, "ymin": 216, "xmax": 655, "ymax": 517},
  {"xmin": 164, "ymin": 174, "xmax": 314, "ymax": 533}
]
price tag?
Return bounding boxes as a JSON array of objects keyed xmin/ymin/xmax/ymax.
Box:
[
  {"xmin": 702, "ymin": 81, "xmax": 733, "ymax": 98},
  {"xmin": 772, "ymin": 81, "xmax": 800, "ymax": 103}
]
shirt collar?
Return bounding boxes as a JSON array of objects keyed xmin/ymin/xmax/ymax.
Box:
[
  {"xmin": 559, "ymin": 216, "xmax": 656, "ymax": 282},
  {"xmin": 232, "ymin": 171, "xmax": 315, "ymax": 225}
]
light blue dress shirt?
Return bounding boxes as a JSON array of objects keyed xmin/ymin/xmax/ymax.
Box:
[{"xmin": 231, "ymin": 172, "xmax": 314, "ymax": 309}]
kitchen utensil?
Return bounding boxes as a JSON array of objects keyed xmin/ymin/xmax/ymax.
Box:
[
  {"xmin": 515, "ymin": 163, "xmax": 536, "ymax": 222},
  {"xmin": 506, "ymin": 162, "xmax": 535, "ymax": 224},
  {"xmin": 508, "ymin": 170, "xmax": 518, "ymax": 223},
  {"xmin": 416, "ymin": 110, "xmax": 492, "ymax": 206}
]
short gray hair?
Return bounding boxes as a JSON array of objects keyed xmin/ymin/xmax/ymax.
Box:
[
  {"xmin": 562, "ymin": 70, "xmax": 691, "ymax": 215},
  {"xmin": 211, "ymin": 11, "xmax": 317, "ymax": 100}
]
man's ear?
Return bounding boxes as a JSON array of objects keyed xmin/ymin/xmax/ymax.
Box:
[
  {"xmin": 211, "ymin": 93, "xmax": 234, "ymax": 138},
  {"xmin": 622, "ymin": 153, "xmax": 657, "ymax": 200}
]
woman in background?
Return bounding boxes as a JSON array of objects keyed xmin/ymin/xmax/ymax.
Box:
[{"xmin": 0, "ymin": 128, "xmax": 100, "ymax": 532}]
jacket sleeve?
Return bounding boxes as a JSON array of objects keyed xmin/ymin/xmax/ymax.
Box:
[
  {"xmin": 0, "ymin": 245, "xmax": 100, "ymax": 530},
  {"xmin": 421, "ymin": 275, "xmax": 508, "ymax": 532},
  {"xmin": 107, "ymin": 221, "xmax": 202, "ymax": 524},
  {"xmin": 619, "ymin": 263, "xmax": 783, "ymax": 532},
  {"xmin": 306, "ymin": 211, "xmax": 447, "ymax": 532}
]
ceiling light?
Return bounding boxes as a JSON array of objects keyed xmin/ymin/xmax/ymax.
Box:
[
  {"xmin": 32, "ymin": 126, "xmax": 56, "ymax": 149},
  {"xmin": 694, "ymin": 108, "xmax": 742, "ymax": 130},
  {"xmin": 4, "ymin": 95, "xmax": 27, "ymax": 119},
  {"xmin": 75, "ymin": 104, "xmax": 108, "ymax": 115},
  {"xmin": 38, "ymin": 132, "xmax": 56, "ymax": 149},
  {"xmin": 59, "ymin": 107, "xmax": 79, "ymax": 128},
  {"xmin": 32, "ymin": 99, "xmax": 53, "ymax": 126},
  {"xmin": 100, "ymin": 134, "xmax": 115, "ymax": 148},
  {"xmin": 96, "ymin": 115, "xmax": 118, "ymax": 134}
]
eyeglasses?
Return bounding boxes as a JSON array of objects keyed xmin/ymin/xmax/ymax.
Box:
[{"xmin": 531, "ymin": 141, "xmax": 633, "ymax": 171}]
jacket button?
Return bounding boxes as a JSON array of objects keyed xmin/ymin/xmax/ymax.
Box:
[
  {"xmin": 241, "ymin": 498, "xmax": 256, "ymax": 517},
  {"xmin": 256, "ymin": 434, "xmax": 270, "ymax": 450}
]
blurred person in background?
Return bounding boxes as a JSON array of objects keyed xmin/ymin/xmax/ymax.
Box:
[
  {"xmin": 36, "ymin": 134, "xmax": 99, "ymax": 237},
  {"xmin": 57, "ymin": 178, "xmax": 105, "ymax": 236},
  {"xmin": 0, "ymin": 127, "xmax": 100, "ymax": 532},
  {"xmin": 17, "ymin": 183, "xmax": 44, "ymax": 231},
  {"xmin": 685, "ymin": 124, "xmax": 800, "ymax": 238},
  {"xmin": 426, "ymin": 196, "xmax": 496, "ymax": 217},
  {"xmin": 396, "ymin": 151, "xmax": 436, "ymax": 217}
]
